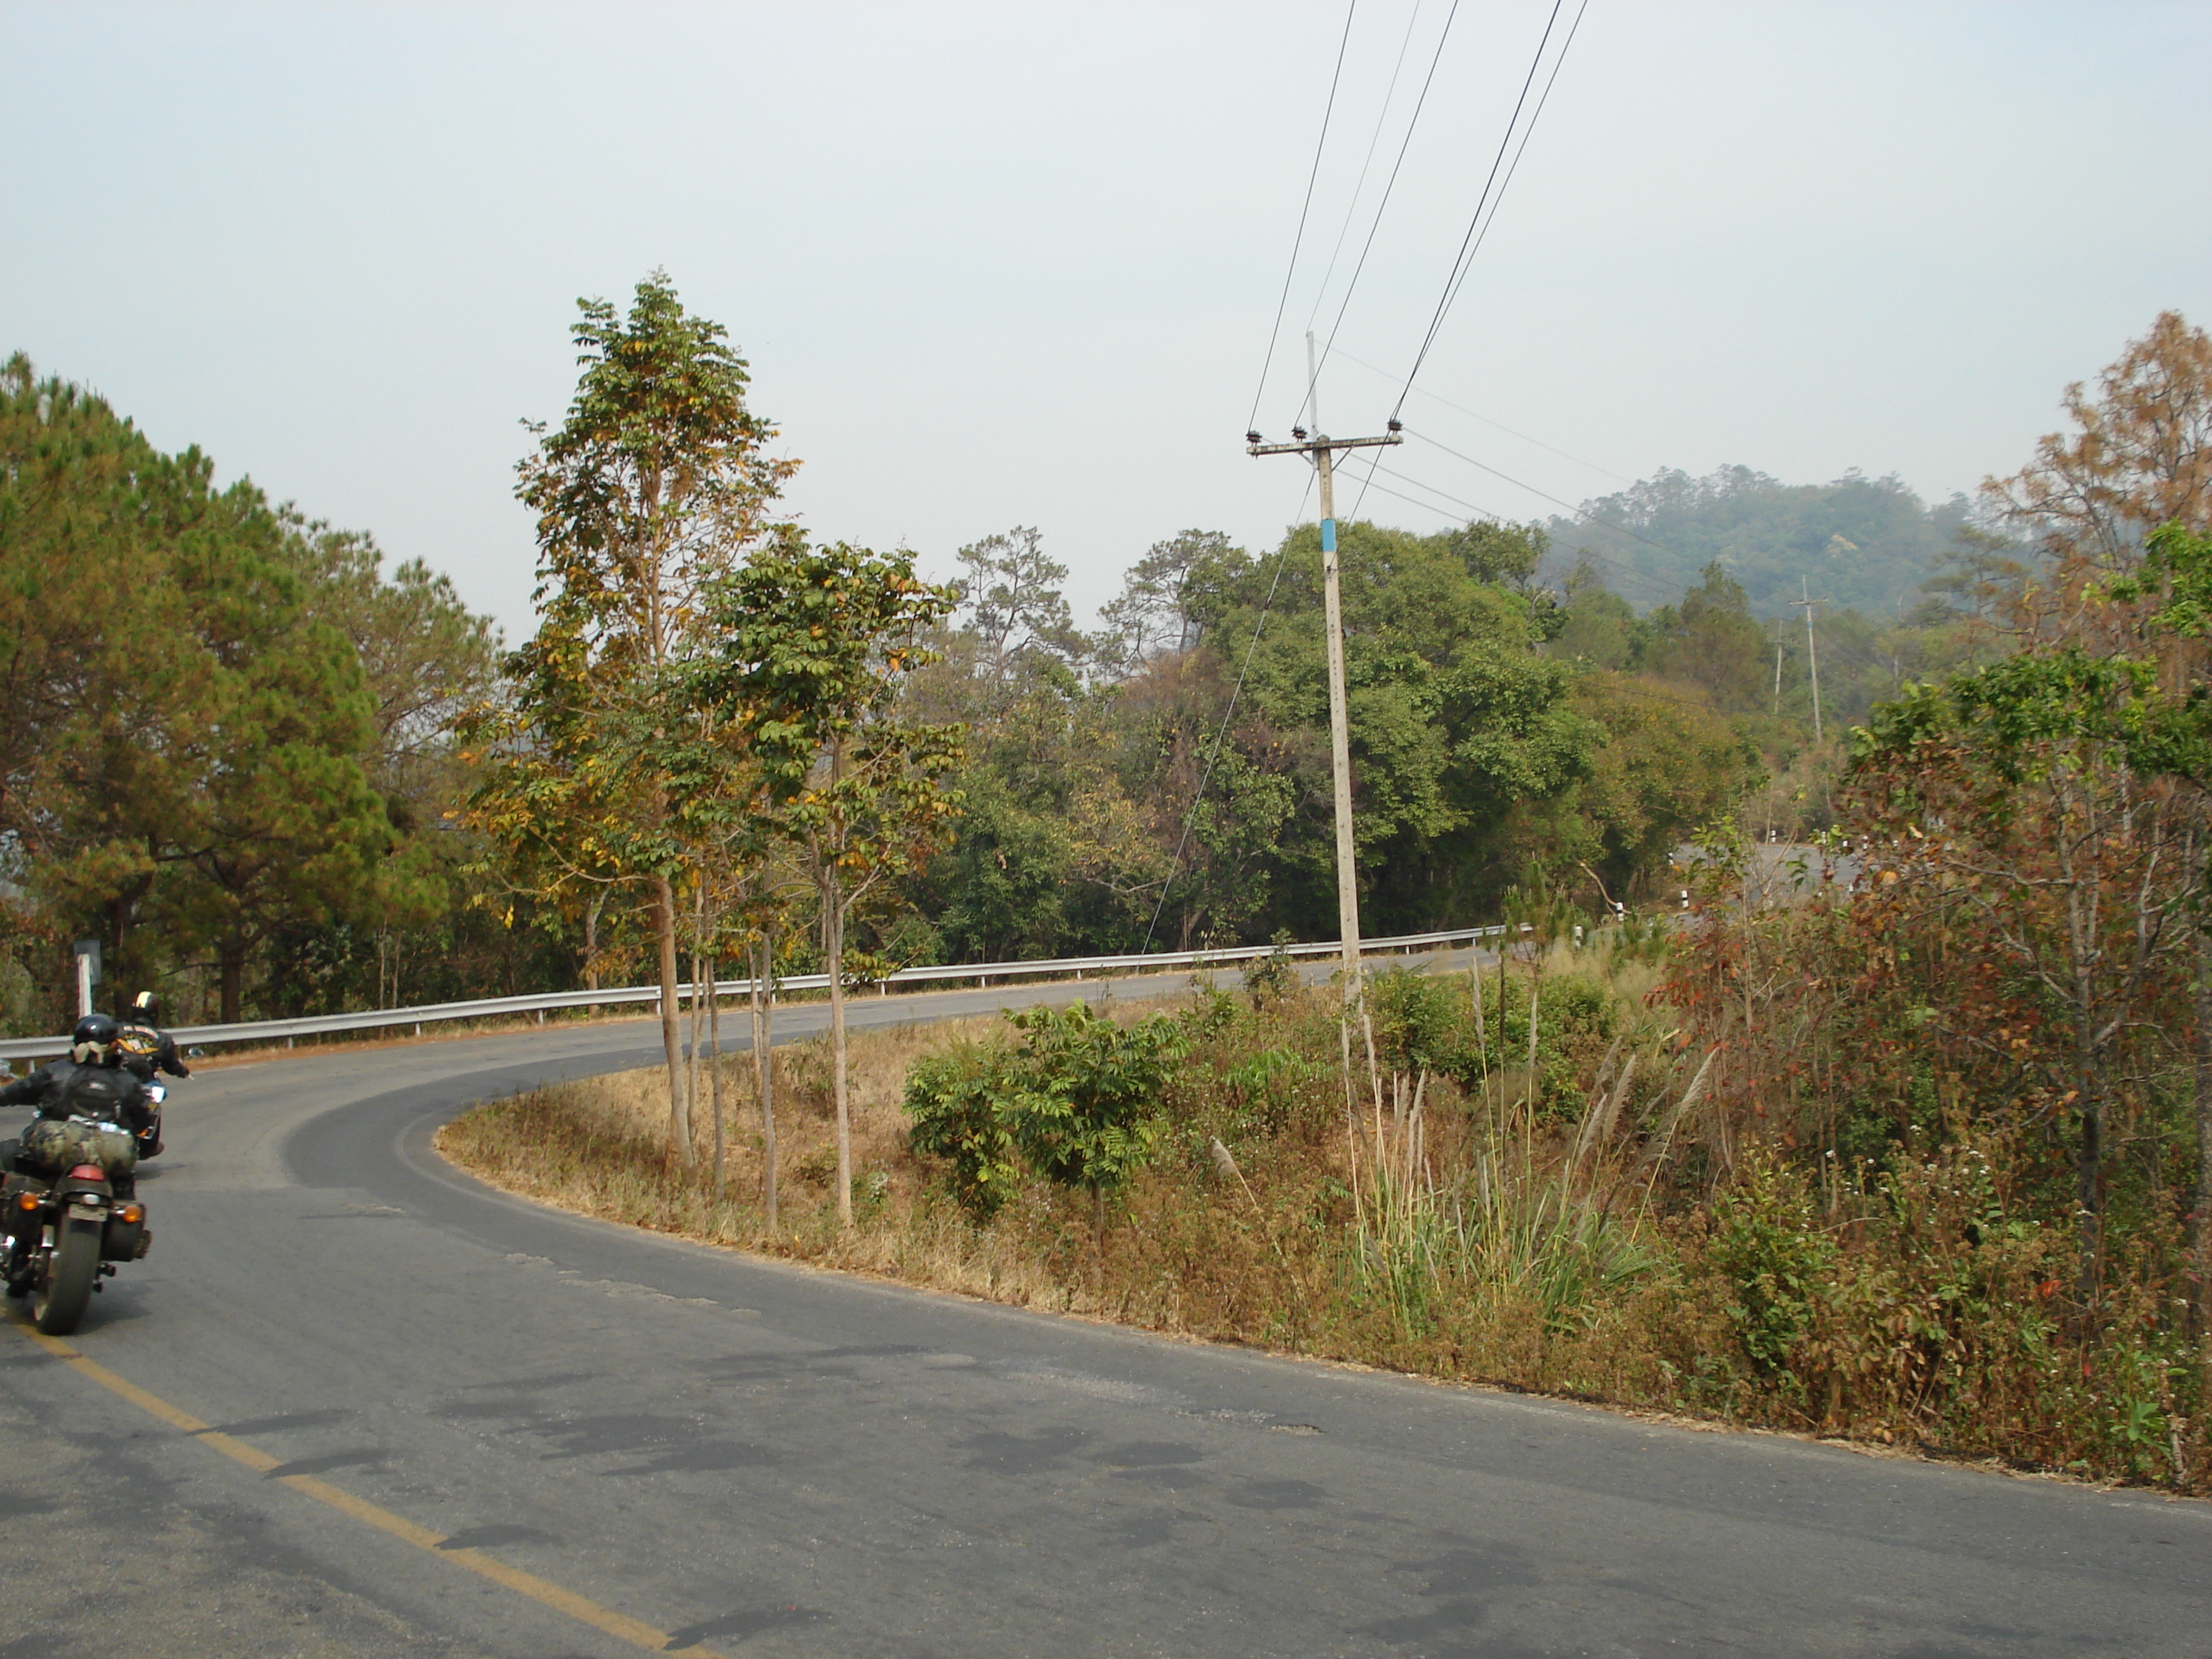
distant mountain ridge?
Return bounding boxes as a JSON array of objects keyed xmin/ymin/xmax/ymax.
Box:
[{"xmin": 1541, "ymin": 465, "xmax": 1976, "ymax": 619}]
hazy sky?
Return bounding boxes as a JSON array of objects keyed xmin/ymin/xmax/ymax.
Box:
[{"xmin": 6, "ymin": 1, "xmax": 2207, "ymax": 639}]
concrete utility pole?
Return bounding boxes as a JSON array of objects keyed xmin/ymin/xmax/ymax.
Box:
[
  {"xmin": 1793, "ymin": 577, "xmax": 1825, "ymax": 744},
  {"xmin": 1246, "ymin": 339, "xmax": 1403, "ymax": 1010}
]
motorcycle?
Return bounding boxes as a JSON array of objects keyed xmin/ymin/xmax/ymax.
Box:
[{"xmin": 4, "ymin": 1099, "xmax": 152, "ymax": 1335}]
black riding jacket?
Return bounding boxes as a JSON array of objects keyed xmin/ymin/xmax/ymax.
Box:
[
  {"xmin": 115, "ymin": 1021, "xmax": 189, "ymax": 1081},
  {"xmin": 0, "ymin": 1059, "xmax": 151, "ymax": 1122}
]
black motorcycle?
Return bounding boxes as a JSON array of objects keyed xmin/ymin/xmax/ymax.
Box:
[{"xmin": 4, "ymin": 1102, "xmax": 151, "ymax": 1335}]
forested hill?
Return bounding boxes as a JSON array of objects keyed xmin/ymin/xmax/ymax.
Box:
[{"xmin": 1540, "ymin": 465, "xmax": 1974, "ymax": 619}]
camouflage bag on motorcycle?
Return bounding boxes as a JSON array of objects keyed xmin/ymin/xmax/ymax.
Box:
[{"xmin": 19, "ymin": 1118, "xmax": 137, "ymax": 1179}]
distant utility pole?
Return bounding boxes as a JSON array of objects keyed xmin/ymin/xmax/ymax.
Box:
[
  {"xmin": 1246, "ymin": 335, "xmax": 1403, "ymax": 1007},
  {"xmin": 1771, "ymin": 642, "xmax": 1784, "ymax": 717},
  {"xmin": 1791, "ymin": 577, "xmax": 1825, "ymax": 744}
]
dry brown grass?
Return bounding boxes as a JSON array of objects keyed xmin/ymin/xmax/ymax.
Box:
[
  {"xmin": 438, "ymin": 1010, "xmax": 1096, "ymax": 1310},
  {"xmin": 436, "ymin": 983, "xmax": 1709, "ymax": 1363}
]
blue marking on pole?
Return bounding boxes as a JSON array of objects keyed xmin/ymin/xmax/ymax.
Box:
[{"xmin": 1321, "ymin": 518, "xmax": 1337, "ymax": 554}]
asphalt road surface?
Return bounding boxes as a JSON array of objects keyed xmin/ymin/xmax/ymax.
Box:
[{"xmin": 1, "ymin": 966, "xmax": 2206, "ymax": 1659}]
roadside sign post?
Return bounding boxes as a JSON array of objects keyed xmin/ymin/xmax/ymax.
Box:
[{"xmin": 71, "ymin": 938, "xmax": 102, "ymax": 1020}]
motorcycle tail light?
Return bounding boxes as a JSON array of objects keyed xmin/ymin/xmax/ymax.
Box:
[
  {"xmin": 66, "ymin": 1165, "xmax": 104, "ymax": 1182},
  {"xmin": 116, "ymin": 1205, "xmax": 143, "ymax": 1226}
]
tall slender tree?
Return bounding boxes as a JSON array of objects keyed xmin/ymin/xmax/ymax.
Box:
[
  {"xmin": 706, "ymin": 539, "xmax": 963, "ymax": 1226},
  {"xmin": 472, "ymin": 273, "xmax": 793, "ymax": 1159}
]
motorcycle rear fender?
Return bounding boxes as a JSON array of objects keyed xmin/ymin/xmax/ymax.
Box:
[{"xmin": 58, "ymin": 1166, "xmax": 112, "ymax": 1206}]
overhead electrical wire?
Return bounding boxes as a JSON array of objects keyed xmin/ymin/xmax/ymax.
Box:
[
  {"xmin": 1247, "ymin": 0, "xmax": 1359, "ymax": 439},
  {"xmin": 1388, "ymin": 0, "xmax": 1589, "ymax": 423},
  {"xmin": 1301, "ymin": 0, "xmax": 1464, "ymax": 433},
  {"xmin": 1302, "ymin": 0, "xmax": 1429, "ymax": 343},
  {"xmin": 1406, "ymin": 426, "xmax": 1623, "ymax": 525},
  {"xmin": 1332, "ymin": 346, "xmax": 1631, "ymax": 483},
  {"xmin": 1343, "ymin": 0, "xmax": 1578, "ymax": 523}
]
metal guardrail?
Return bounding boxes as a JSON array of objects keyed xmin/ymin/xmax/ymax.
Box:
[{"xmin": 0, "ymin": 924, "xmax": 1506, "ymax": 1065}]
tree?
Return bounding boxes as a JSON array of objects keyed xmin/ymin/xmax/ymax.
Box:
[
  {"xmin": 287, "ymin": 521, "xmax": 500, "ymax": 1008},
  {"xmin": 1449, "ymin": 518, "xmax": 1550, "ymax": 592},
  {"xmin": 1987, "ymin": 311, "xmax": 2212, "ymax": 607},
  {"xmin": 904, "ymin": 1002, "xmax": 1185, "ymax": 1237},
  {"xmin": 475, "ymin": 271, "xmax": 793, "ymax": 1160},
  {"xmin": 1640, "ymin": 562, "xmax": 1771, "ymax": 713},
  {"xmin": 6, "ymin": 395, "xmax": 396, "ymax": 1022},
  {"xmin": 1852, "ymin": 647, "xmax": 2203, "ymax": 1308},
  {"xmin": 1550, "ymin": 464, "xmax": 1972, "ymax": 620},
  {"xmin": 710, "ymin": 539, "xmax": 963, "ymax": 1226},
  {"xmin": 1095, "ymin": 529, "xmax": 1235, "ymax": 673},
  {"xmin": 1551, "ymin": 562, "xmax": 1641, "ymax": 670},
  {"xmin": 156, "ymin": 505, "xmax": 394, "ymax": 1022},
  {"xmin": 2108, "ymin": 522, "xmax": 2212, "ymax": 1356},
  {"xmin": 919, "ymin": 667, "xmax": 1168, "ymax": 961},
  {"xmin": 955, "ymin": 527, "xmax": 1082, "ymax": 683},
  {"xmin": 4, "ymin": 355, "xmax": 506, "ymax": 1025}
]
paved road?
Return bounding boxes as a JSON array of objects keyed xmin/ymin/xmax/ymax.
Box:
[{"xmin": 1, "ymin": 968, "xmax": 2206, "ymax": 1659}]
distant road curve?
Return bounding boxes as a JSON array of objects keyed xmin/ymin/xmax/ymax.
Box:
[{"xmin": 1, "ymin": 959, "xmax": 2203, "ymax": 1658}]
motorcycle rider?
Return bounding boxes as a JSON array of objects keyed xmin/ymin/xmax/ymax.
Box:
[
  {"xmin": 0, "ymin": 1015, "xmax": 149, "ymax": 1196},
  {"xmin": 113, "ymin": 990, "xmax": 186, "ymax": 1156}
]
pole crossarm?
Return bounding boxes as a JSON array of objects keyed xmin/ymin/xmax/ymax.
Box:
[{"xmin": 1246, "ymin": 433, "xmax": 1403, "ymax": 457}]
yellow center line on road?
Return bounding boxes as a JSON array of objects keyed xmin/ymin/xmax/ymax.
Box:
[{"xmin": 9, "ymin": 1316, "xmax": 724, "ymax": 1658}]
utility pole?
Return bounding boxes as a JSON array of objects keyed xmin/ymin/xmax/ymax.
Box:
[
  {"xmin": 1792, "ymin": 576, "xmax": 1825, "ymax": 744},
  {"xmin": 1246, "ymin": 337, "xmax": 1403, "ymax": 1010}
]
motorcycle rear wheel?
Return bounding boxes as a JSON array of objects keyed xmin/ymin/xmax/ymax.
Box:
[{"xmin": 31, "ymin": 1216, "xmax": 102, "ymax": 1335}]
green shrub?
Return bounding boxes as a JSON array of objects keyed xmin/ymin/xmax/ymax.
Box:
[
  {"xmin": 903, "ymin": 1039, "xmax": 1025, "ymax": 1220},
  {"xmin": 1241, "ymin": 935, "xmax": 1298, "ymax": 1005},
  {"xmin": 1364, "ymin": 964, "xmax": 1620, "ymax": 1112},
  {"xmin": 904, "ymin": 1002, "xmax": 1188, "ymax": 1221},
  {"xmin": 1710, "ymin": 1159, "xmax": 1835, "ymax": 1385}
]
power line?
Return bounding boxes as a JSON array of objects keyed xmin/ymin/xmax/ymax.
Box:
[
  {"xmin": 1302, "ymin": 0, "xmax": 1463, "ymax": 431},
  {"xmin": 1394, "ymin": 0, "xmax": 1589, "ymax": 417},
  {"xmin": 1329, "ymin": 354, "xmax": 1630, "ymax": 485},
  {"xmin": 1405, "ymin": 426, "xmax": 1618, "ymax": 524},
  {"xmin": 1248, "ymin": 1, "xmax": 1360, "ymax": 438},
  {"xmin": 1354, "ymin": 464, "xmax": 1511, "ymax": 526},
  {"xmin": 1341, "ymin": 0, "xmax": 1573, "ymax": 525},
  {"xmin": 1303, "ymin": 0, "xmax": 1429, "ymax": 341},
  {"xmin": 1387, "ymin": 0, "xmax": 1575, "ymax": 423}
]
